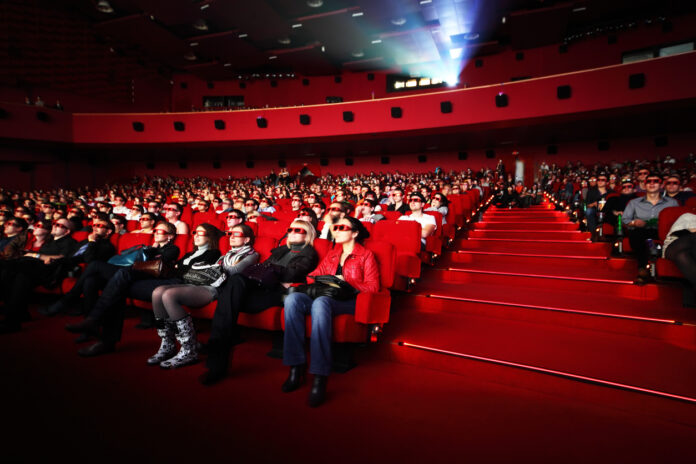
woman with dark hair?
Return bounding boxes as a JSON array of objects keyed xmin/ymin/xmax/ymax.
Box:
[
  {"xmin": 296, "ymin": 207, "xmax": 318, "ymax": 230},
  {"xmin": 147, "ymin": 224, "xmax": 259, "ymax": 368},
  {"xmin": 282, "ymin": 216, "xmax": 380, "ymax": 407},
  {"xmin": 425, "ymin": 192, "xmax": 449, "ymax": 224},
  {"xmin": 200, "ymin": 219, "xmax": 319, "ymax": 385}
]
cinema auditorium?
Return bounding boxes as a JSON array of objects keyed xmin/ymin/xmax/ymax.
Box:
[{"xmin": 1, "ymin": 0, "xmax": 695, "ymax": 461}]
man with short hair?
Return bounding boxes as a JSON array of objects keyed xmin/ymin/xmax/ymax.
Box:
[
  {"xmin": 356, "ymin": 198, "xmax": 384, "ymax": 224},
  {"xmin": 111, "ymin": 194, "xmax": 129, "ymax": 215},
  {"xmin": 0, "ymin": 217, "xmax": 28, "ymax": 260},
  {"xmin": 387, "ymin": 187, "xmax": 410, "ymax": 215},
  {"xmin": 163, "ymin": 203, "xmax": 189, "ymax": 235},
  {"xmin": 623, "ymin": 172, "xmax": 678, "ymax": 283},
  {"xmin": 111, "ymin": 214, "xmax": 128, "ymax": 235},
  {"xmin": 663, "ymin": 174, "xmax": 695, "ymax": 205},
  {"xmin": 319, "ymin": 202, "xmax": 347, "ymax": 240},
  {"xmin": 398, "ymin": 192, "xmax": 436, "ymax": 248}
]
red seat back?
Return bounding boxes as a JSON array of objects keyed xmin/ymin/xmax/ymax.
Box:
[
  {"xmin": 255, "ymin": 236, "xmax": 278, "ymax": 262},
  {"xmin": 126, "ymin": 220, "xmax": 139, "ymax": 232},
  {"xmin": 658, "ymin": 206, "xmax": 692, "ymax": 241},
  {"xmin": 174, "ymin": 234, "xmax": 191, "ymax": 259},
  {"xmin": 381, "ymin": 211, "xmax": 402, "ymax": 221},
  {"xmin": 365, "ymin": 240, "xmax": 396, "ymax": 289},
  {"xmin": 257, "ymin": 219, "xmax": 292, "ymax": 240},
  {"xmin": 373, "ymin": 220, "xmax": 421, "ymax": 255},
  {"xmin": 117, "ymin": 232, "xmax": 153, "ymax": 253},
  {"xmin": 72, "ymin": 231, "xmax": 89, "ymax": 242}
]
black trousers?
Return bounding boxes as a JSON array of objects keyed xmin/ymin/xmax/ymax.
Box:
[
  {"xmin": 60, "ymin": 261, "xmax": 121, "ymax": 314},
  {"xmin": 665, "ymin": 233, "xmax": 696, "ymax": 289},
  {"xmin": 626, "ymin": 227, "xmax": 659, "ymax": 267},
  {"xmin": 206, "ymin": 274, "xmax": 284, "ymax": 371},
  {"xmin": 1, "ymin": 258, "xmax": 60, "ymax": 324}
]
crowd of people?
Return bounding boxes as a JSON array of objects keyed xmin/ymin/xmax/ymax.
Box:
[{"xmin": 2, "ymin": 156, "xmax": 696, "ymax": 404}]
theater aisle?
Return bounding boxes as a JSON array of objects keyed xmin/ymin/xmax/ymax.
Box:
[{"xmin": 386, "ymin": 201, "xmax": 696, "ymax": 420}]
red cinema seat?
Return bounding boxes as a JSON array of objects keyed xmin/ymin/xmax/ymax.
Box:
[
  {"xmin": 71, "ymin": 231, "xmax": 89, "ymax": 242},
  {"xmin": 109, "ymin": 233, "xmax": 121, "ymax": 249},
  {"xmin": 257, "ymin": 219, "xmax": 291, "ymax": 240},
  {"xmin": 174, "ymin": 234, "xmax": 191, "ymax": 258},
  {"xmin": 381, "ymin": 210, "xmax": 402, "ymax": 221},
  {"xmin": 117, "ymin": 232, "xmax": 153, "ymax": 253},
  {"xmin": 373, "ymin": 220, "xmax": 422, "ymax": 279},
  {"xmin": 656, "ymin": 206, "xmax": 692, "ymax": 279},
  {"xmin": 126, "ymin": 220, "xmax": 139, "ymax": 232}
]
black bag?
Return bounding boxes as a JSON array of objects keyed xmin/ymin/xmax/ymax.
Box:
[
  {"xmin": 242, "ymin": 261, "xmax": 281, "ymax": 288},
  {"xmin": 181, "ymin": 263, "xmax": 226, "ymax": 286},
  {"xmin": 300, "ymin": 275, "xmax": 358, "ymax": 301}
]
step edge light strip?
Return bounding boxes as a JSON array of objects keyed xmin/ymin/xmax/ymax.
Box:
[
  {"xmin": 456, "ymin": 250, "xmax": 608, "ymax": 260},
  {"xmin": 442, "ymin": 267, "xmax": 635, "ymax": 285}
]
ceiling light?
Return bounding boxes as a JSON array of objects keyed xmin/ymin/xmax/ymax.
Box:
[
  {"xmin": 292, "ymin": 23, "xmax": 303, "ymax": 28},
  {"xmin": 394, "ymin": 81, "xmax": 405, "ymax": 89},
  {"xmin": 572, "ymin": 6, "xmax": 587, "ymax": 13},
  {"xmin": 190, "ymin": 42, "xmax": 199, "ymax": 47},
  {"xmin": 238, "ymin": 33, "xmax": 248, "ymax": 38},
  {"xmin": 371, "ymin": 39, "xmax": 382, "ymax": 44},
  {"xmin": 321, "ymin": 46, "xmax": 325, "ymax": 52},
  {"xmin": 501, "ymin": 16, "xmax": 506, "ymax": 24},
  {"xmin": 184, "ymin": 52, "xmax": 197, "ymax": 61},
  {"xmin": 419, "ymin": 0, "xmax": 432, "ymax": 4},
  {"xmin": 307, "ymin": 0, "xmax": 323, "ymax": 7},
  {"xmin": 391, "ymin": 17, "xmax": 407, "ymax": 26},
  {"xmin": 193, "ymin": 19, "xmax": 208, "ymax": 31},
  {"xmin": 224, "ymin": 63, "xmax": 232, "ymax": 67},
  {"xmin": 352, "ymin": 12, "xmax": 364, "ymax": 17},
  {"xmin": 405, "ymin": 79, "xmax": 417, "ymax": 88},
  {"xmin": 464, "ymin": 32, "xmax": 479, "ymax": 40},
  {"xmin": 419, "ymin": 78, "xmax": 431, "ymax": 86},
  {"xmin": 268, "ymin": 55, "xmax": 277, "ymax": 60},
  {"xmin": 278, "ymin": 37, "xmax": 291, "ymax": 45},
  {"xmin": 200, "ymin": 4, "xmax": 209, "ymax": 10},
  {"xmin": 96, "ymin": 1, "xmax": 114, "ymax": 14},
  {"xmin": 351, "ymin": 50, "xmax": 364, "ymax": 58}
]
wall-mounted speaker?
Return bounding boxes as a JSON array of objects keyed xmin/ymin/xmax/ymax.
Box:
[
  {"xmin": 146, "ymin": 162, "xmax": 155, "ymax": 170},
  {"xmin": 381, "ymin": 156, "xmax": 390, "ymax": 164},
  {"xmin": 180, "ymin": 82, "xmax": 188, "ymax": 89},
  {"xmin": 278, "ymin": 160, "xmax": 287, "ymax": 168},
  {"xmin": 597, "ymin": 140, "xmax": 610, "ymax": 151},
  {"xmin": 629, "ymin": 73, "xmax": 645, "ymax": 89},
  {"xmin": 246, "ymin": 160, "xmax": 254, "ymax": 169},
  {"xmin": 417, "ymin": 155, "xmax": 427, "ymax": 163},
  {"xmin": 662, "ymin": 21, "xmax": 673, "ymax": 33},
  {"xmin": 343, "ymin": 111, "xmax": 354, "ymax": 122},
  {"xmin": 214, "ymin": 120, "xmax": 225, "ymax": 130},
  {"xmin": 515, "ymin": 51, "xmax": 524, "ymax": 61},
  {"xmin": 240, "ymin": 82, "xmax": 246, "ymax": 89},
  {"xmin": 320, "ymin": 158, "xmax": 329, "ymax": 166},
  {"xmin": 547, "ymin": 144, "xmax": 558, "ymax": 154},
  {"xmin": 36, "ymin": 111, "xmax": 49, "ymax": 122},
  {"xmin": 178, "ymin": 160, "xmax": 188, "ymax": 169},
  {"xmin": 367, "ymin": 73, "xmax": 374, "ymax": 81},
  {"xmin": 440, "ymin": 101, "xmax": 452, "ymax": 113},
  {"xmin": 256, "ymin": 117, "xmax": 268, "ymax": 128},
  {"xmin": 485, "ymin": 149, "xmax": 495, "ymax": 159},
  {"xmin": 334, "ymin": 76, "xmax": 342, "ymax": 83},
  {"xmin": 299, "ymin": 114, "xmax": 311, "ymax": 125},
  {"xmin": 133, "ymin": 122, "xmax": 145, "ymax": 132},
  {"xmin": 458, "ymin": 151, "xmax": 468, "ymax": 160},
  {"xmin": 345, "ymin": 158, "xmax": 354, "ymax": 166},
  {"xmin": 173, "ymin": 121, "xmax": 185, "ymax": 131},
  {"xmin": 557, "ymin": 85, "xmax": 572, "ymax": 99},
  {"xmin": 302, "ymin": 78, "xmax": 310, "ymax": 86},
  {"xmin": 475, "ymin": 59, "xmax": 483, "ymax": 68},
  {"xmin": 495, "ymin": 93, "xmax": 509, "ymax": 107},
  {"xmin": 207, "ymin": 81, "xmax": 214, "ymax": 89},
  {"xmin": 654, "ymin": 135, "xmax": 668, "ymax": 147},
  {"xmin": 391, "ymin": 107, "xmax": 402, "ymax": 118},
  {"xmin": 270, "ymin": 80, "xmax": 278, "ymax": 87},
  {"xmin": 213, "ymin": 160, "xmax": 221, "ymax": 169}
]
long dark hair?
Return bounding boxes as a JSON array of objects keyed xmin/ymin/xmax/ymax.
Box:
[
  {"xmin": 195, "ymin": 223, "xmax": 223, "ymax": 251},
  {"xmin": 343, "ymin": 216, "xmax": 370, "ymax": 244}
]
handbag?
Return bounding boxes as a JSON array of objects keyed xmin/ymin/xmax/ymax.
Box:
[
  {"xmin": 132, "ymin": 257, "xmax": 174, "ymax": 279},
  {"xmin": 181, "ymin": 263, "xmax": 226, "ymax": 286},
  {"xmin": 107, "ymin": 245, "xmax": 146, "ymax": 267},
  {"xmin": 242, "ymin": 261, "xmax": 281, "ymax": 288},
  {"xmin": 301, "ymin": 275, "xmax": 358, "ymax": 301}
]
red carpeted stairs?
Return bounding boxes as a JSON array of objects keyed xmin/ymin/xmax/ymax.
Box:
[{"xmin": 385, "ymin": 202, "xmax": 696, "ymax": 420}]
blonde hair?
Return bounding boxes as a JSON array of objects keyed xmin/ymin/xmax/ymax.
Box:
[{"xmin": 288, "ymin": 219, "xmax": 315, "ymax": 248}]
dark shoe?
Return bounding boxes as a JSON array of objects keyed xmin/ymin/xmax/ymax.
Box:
[
  {"xmin": 38, "ymin": 301, "xmax": 66, "ymax": 317},
  {"xmin": 634, "ymin": 268, "xmax": 653, "ymax": 285},
  {"xmin": 77, "ymin": 341, "xmax": 114, "ymax": 357},
  {"xmin": 0, "ymin": 321, "xmax": 21, "ymax": 335},
  {"xmin": 65, "ymin": 318, "xmax": 99, "ymax": 334},
  {"xmin": 74, "ymin": 333, "xmax": 94, "ymax": 344},
  {"xmin": 281, "ymin": 364, "xmax": 306, "ymax": 393},
  {"xmin": 198, "ymin": 369, "xmax": 226, "ymax": 386},
  {"xmin": 66, "ymin": 306, "xmax": 85, "ymax": 317},
  {"xmin": 307, "ymin": 375, "xmax": 327, "ymax": 408}
]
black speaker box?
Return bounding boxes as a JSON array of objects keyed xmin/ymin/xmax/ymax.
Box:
[
  {"xmin": 367, "ymin": 73, "xmax": 374, "ymax": 81},
  {"xmin": 180, "ymin": 82, "xmax": 188, "ymax": 89},
  {"xmin": 381, "ymin": 156, "xmax": 390, "ymax": 164},
  {"xmin": 256, "ymin": 117, "xmax": 268, "ymax": 128},
  {"xmin": 173, "ymin": 121, "xmax": 185, "ymax": 131},
  {"xmin": 320, "ymin": 158, "xmax": 329, "ymax": 166},
  {"xmin": 302, "ymin": 78, "xmax": 310, "ymax": 86},
  {"xmin": 278, "ymin": 160, "xmax": 287, "ymax": 167},
  {"xmin": 597, "ymin": 140, "xmax": 610, "ymax": 151},
  {"xmin": 343, "ymin": 111, "xmax": 354, "ymax": 122},
  {"xmin": 207, "ymin": 81, "xmax": 214, "ymax": 89},
  {"xmin": 515, "ymin": 51, "xmax": 524, "ymax": 61},
  {"xmin": 270, "ymin": 80, "xmax": 278, "ymax": 87},
  {"xmin": 485, "ymin": 149, "xmax": 495, "ymax": 159},
  {"xmin": 240, "ymin": 82, "xmax": 246, "ymax": 89},
  {"xmin": 391, "ymin": 107, "xmax": 402, "ymax": 118},
  {"xmin": 559, "ymin": 44, "xmax": 568, "ymax": 54},
  {"xmin": 557, "ymin": 85, "xmax": 572, "ymax": 99},
  {"xmin": 495, "ymin": 93, "xmax": 508, "ymax": 107},
  {"xmin": 458, "ymin": 151, "xmax": 468, "ymax": 160},
  {"xmin": 178, "ymin": 161, "xmax": 187, "ymax": 169},
  {"xmin": 212, "ymin": 161, "xmax": 221, "ymax": 169},
  {"xmin": 547, "ymin": 144, "xmax": 558, "ymax": 154},
  {"xmin": 334, "ymin": 76, "xmax": 342, "ymax": 83},
  {"xmin": 629, "ymin": 73, "xmax": 645, "ymax": 89},
  {"xmin": 146, "ymin": 162, "xmax": 155, "ymax": 170},
  {"xmin": 299, "ymin": 114, "xmax": 311, "ymax": 125},
  {"xmin": 654, "ymin": 135, "xmax": 668, "ymax": 147},
  {"xmin": 418, "ymin": 155, "xmax": 427, "ymax": 163},
  {"xmin": 440, "ymin": 101, "xmax": 452, "ymax": 113},
  {"xmin": 475, "ymin": 59, "xmax": 483, "ymax": 68},
  {"xmin": 214, "ymin": 120, "xmax": 225, "ymax": 130},
  {"xmin": 345, "ymin": 158, "xmax": 354, "ymax": 166},
  {"xmin": 133, "ymin": 122, "xmax": 145, "ymax": 132},
  {"xmin": 36, "ymin": 111, "xmax": 49, "ymax": 122},
  {"xmin": 246, "ymin": 160, "xmax": 254, "ymax": 169}
]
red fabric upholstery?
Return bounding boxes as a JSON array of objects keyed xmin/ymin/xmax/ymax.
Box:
[
  {"xmin": 657, "ymin": 258, "xmax": 683, "ymax": 278},
  {"xmin": 373, "ymin": 220, "xmax": 422, "ymax": 279},
  {"xmin": 174, "ymin": 234, "xmax": 191, "ymax": 258},
  {"xmin": 109, "ymin": 234, "xmax": 120, "ymax": 249},
  {"xmin": 364, "ymin": 240, "xmax": 396, "ymax": 289},
  {"xmin": 381, "ymin": 210, "xmax": 402, "ymax": 221},
  {"xmin": 117, "ymin": 233, "xmax": 153, "ymax": 253},
  {"xmin": 126, "ymin": 220, "xmax": 139, "ymax": 232},
  {"xmin": 257, "ymin": 220, "xmax": 292, "ymax": 240},
  {"xmin": 254, "ymin": 236, "xmax": 278, "ymax": 262},
  {"xmin": 72, "ymin": 231, "xmax": 89, "ymax": 242},
  {"xmin": 658, "ymin": 206, "xmax": 692, "ymax": 241}
]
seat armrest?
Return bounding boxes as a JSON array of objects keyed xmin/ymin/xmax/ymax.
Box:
[{"xmin": 354, "ymin": 289, "xmax": 391, "ymax": 324}]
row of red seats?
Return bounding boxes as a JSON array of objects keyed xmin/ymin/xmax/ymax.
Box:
[{"xmin": 655, "ymin": 206, "xmax": 696, "ymax": 279}]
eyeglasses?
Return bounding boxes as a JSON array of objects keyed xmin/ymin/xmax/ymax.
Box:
[
  {"xmin": 139, "ymin": 217, "xmax": 153, "ymax": 222},
  {"xmin": 228, "ymin": 231, "xmax": 245, "ymax": 238},
  {"xmin": 5, "ymin": 221, "xmax": 20, "ymax": 227},
  {"xmin": 93, "ymin": 224, "xmax": 108, "ymax": 229},
  {"xmin": 359, "ymin": 202, "xmax": 372, "ymax": 207},
  {"xmin": 227, "ymin": 214, "xmax": 240, "ymax": 219},
  {"xmin": 622, "ymin": 185, "xmax": 634, "ymax": 189},
  {"xmin": 192, "ymin": 230, "xmax": 207, "ymax": 236},
  {"xmin": 409, "ymin": 198, "xmax": 422, "ymax": 203},
  {"xmin": 53, "ymin": 223, "xmax": 69, "ymax": 230},
  {"xmin": 311, "ymin": 204, "xmax": 323, "ymax": 209},
  {"xmin": 148, "ymin": 204, "xmax": 159, "ymax": 208},
  {"xmin": 665, "ymin": 181, "xmax": 680, "ymax": 185},
  {"xmin": 433, "ymin": 197, "xmax": 442, "ymax": 201},
  {"xmin": 163, "ymin": 207, "xmax": 178, "ymax": 212},
  {"xmin": 298, "ymin": 212, "xmax": 311, "ymax": 217},
  {"xmin": 597, "ymin": 178, "xmax": 608, "ymax": 182},
  {"xmin": 154, "ymin": 229, "xmax": 171, "ymax": 235},
  {"xmin": 332, "ymin": 224, "xmax": 353, "ymax": 232},
  {"xmin": 245, "ymin": 202, "xmax": 255, "ymax": 207},
  {"xmin": 292, "ymin": 198, "xmax": 302, "ymax": 202},
  {"xmin": 286, "ymin": 227, "xmax": 307, "ymax": 235},
  {"xmin": 645, "ymin": 179, "xmax": 661, "ymax": 185},
  {"xmin": 34, "ymin": 222, "xmax": 47, "ymax": 229},
  {"xmin": 328, "ymin": 207, "xmax": 343, "ymax": 212}
]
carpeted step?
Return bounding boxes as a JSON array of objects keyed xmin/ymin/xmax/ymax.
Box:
[
  {"xmin": 473, "ymin": 222, "xmax": 579, "ymax": 231},
  {"xmin": 482, "ymin": 216, "xmax": 572, "ymax": 223},
  {"xmin": 467, "ymin": 230, "xmax": 591, "ymax": 241},
  {"xmin": 382, "ymin": 306, "xmax": 696, "ymax": 400},
  {"xmin": 455, "ymin": 239, "xmax": 611, "ymax": 258}
]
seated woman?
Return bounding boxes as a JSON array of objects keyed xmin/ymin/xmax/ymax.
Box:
[
  {"xmin": 66, "ymin": 223, "xmax": 221, "ymax": 358},
  {"xmin": 663, "ymin": 212, "xmax": 696, "ymax": 297},
  {"xmin": 148, "ymin": 224, "xmax": 259, "ymax": 368},
  {"xmin": 425, "ymin": 193, "xmax": 448, "ymax": 224},
  {"xmin": 200, "ymin": 219, "xmax": 319, "ymax": 386},
  {"xmin": 282, "ymin": 217, "xmax": 379, "ymax": 407}
]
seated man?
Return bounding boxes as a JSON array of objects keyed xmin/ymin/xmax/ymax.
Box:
[
  {"xmin": 386, "ymin": 187, "xmax": 410, "ymax": 215},
  {"xmin": 355, "ymin": 198, "xmax": 384, "ymax": 224},
  {"xmin": 604, "ymin": 178, "xmax": 637, "ymax": 230},
  {"xmin": 398, "ymin": 192, "xmax": 436, "ymax": 248},
  {"xmin": 163, "ymin": 203, "xmax": 189, "ymax": 235},
  {"xmin": 0, "ymin": 216, "xmax": 28, "ymax": 261},
  {"xmin": 622, "ymin": 172, "xmax": 678, "ymax": 283},
  {"xmin": 663, "ymin": 173, "xmax": 695, "ymax": 206}
]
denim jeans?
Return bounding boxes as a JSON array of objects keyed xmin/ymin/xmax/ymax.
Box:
[{"xmin": 283, "ymin": 292, "xmax": 356, "ymax": 376}]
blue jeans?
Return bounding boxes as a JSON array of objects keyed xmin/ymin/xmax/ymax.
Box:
[{"xmin": 283, "ymin": 293, "xmax": 356, "ymax": 376}]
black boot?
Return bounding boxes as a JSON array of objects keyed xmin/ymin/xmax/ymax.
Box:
[
  {"xmin": 281, "ymin": 364, "xmax": 306, "ymax": 393},
  {"xmin": 38, "ymin": 300, "xmax": 66, "ymax": 317},
  {"xmin": 307, "ymin": 375, "xmax": 327, "ymax": 407},
  {"xmin": 199, "ymin": 339, "xmax": 230, "ymax": 386}
]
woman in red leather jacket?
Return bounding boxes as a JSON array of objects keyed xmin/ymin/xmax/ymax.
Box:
[{"xmin": 282, "ymin": 216, "xmax": 379, "ymax": 407}]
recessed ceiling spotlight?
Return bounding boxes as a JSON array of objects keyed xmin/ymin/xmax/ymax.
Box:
[
  {"xmin": 238, "ymin": 33, "xmax": 248, "ymax": 38},
  {"xmin": 321, "ymin": 45, "xmax": 326, "ymax": 52},
  {"xmin": 224, "ymin": 63, "xmax": 232, "ymax": 67},
  {"xmin": 501, "ymin": 16, "xmax": 506, "ymax": 24},
  {"xmin": 391, "ymin": 17, "xmax": 407, "ymax": 26},
  {"xmin": 268, "ymin": 55, "xmax": 278, "ymax": 60},
  {"xmin": 307, "ymin": 0, "xmax": 323, "ymax": 8},
  {"xmin": 193, "ymin": 19, "xmax": 208, "ymax": 31},
  {"xmin": 371, "ymin": 39, "xmax": 382, "ymax": 44},
  {"xmin": 572, "ymin": 6, "xmax": 587, "ymax": 13},
  {"xmin": 96, "ymin": 1, "xmax": 114, "ymax": 14},
  {"xmin": 278, "ymin": 37, "xmax": 291, "ymax": 45},
  {"xmin": 190, "ymin": 42, "xmax": 199, "ymax": 47},
  {"xmin": 200, "ymin": 4, "xmax": 209, "ymax": 10},
  {"xmin": 352, "ymin": 50, "xmax": 365, "ymax": 58},
  {"xmin": 184, "ymin": 52, "xmax": 197, "ymax": 61},
  {"xmin": 292, "ymin": 23, "xmax": 303, "ymax": 28},
  {"xmin": 464, "ymin": 32, "xmax": 479, "ymax": 40},
  {"xmin": 352, "ymin": 12, "xmax": 364, "ymax": 17},
  {"xmin": 419, "ymin": 0, "xmax": 432, "ymax": 4},
  {"xmin": 149, "ymin": 15, "xmax": 155, "ymax": 20}
]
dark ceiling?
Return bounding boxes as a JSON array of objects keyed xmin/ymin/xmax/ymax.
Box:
[{"xmin": 52, "ymin": 0, "xmax": 696, "ymax": 81}]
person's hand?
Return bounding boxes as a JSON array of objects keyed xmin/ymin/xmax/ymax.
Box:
[
  {"xmin": 632, "ymin": 219, "xmax": 646, "ymax": 228},
  {"xmin": 40, "ymin": 255, "xmax": 53, "ymax": 265}
]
